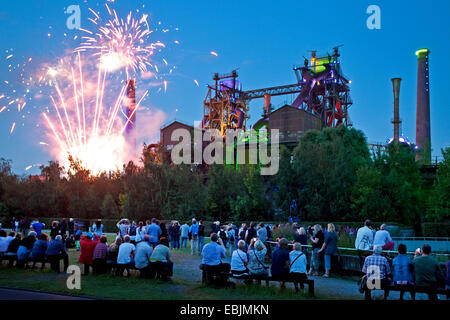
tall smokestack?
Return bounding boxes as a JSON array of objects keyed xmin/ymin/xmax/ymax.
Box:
[
  {"xmin": 126, "ymin": 79, "xmax": 136, "ymax": 135},
  {"xmin": 264, "ymin": 94, "xmax": 271, "ymax": 116},
  {"xmin": 391, "ymin": 78, "xmax": 402, "ymax": 144},
  {"xmin": 415, "ymin": 49, "xmax": 431, "ymax": 163}
]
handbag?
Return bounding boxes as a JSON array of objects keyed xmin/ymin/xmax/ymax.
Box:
[{"xmin": 358, "ymin": 275, "xmax": 367, "ymax": 293}]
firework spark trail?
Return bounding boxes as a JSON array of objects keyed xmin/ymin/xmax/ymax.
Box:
[
  {"xmin": 77, "ymin": 52, "xmax": 87, "ymax": 145},
  {"xmin": 71, "ymin": 67, "xmax": 83, "ymax": 146}
]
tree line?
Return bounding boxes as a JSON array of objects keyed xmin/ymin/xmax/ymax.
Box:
[{"xmin": 0, "ymin": 126, "xmax": 448, "ymax": 230}]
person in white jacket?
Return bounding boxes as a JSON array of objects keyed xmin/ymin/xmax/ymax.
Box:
[{"xmin": 355, "ymin": 220, "xmax": 374, "ymax": 251}]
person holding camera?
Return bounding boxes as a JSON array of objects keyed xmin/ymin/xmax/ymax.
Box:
[
  {"xmin": 248, "ymin": 239, "xmax": 269, "ymax": 276},
  {"xmin": 231, "ymin": 240, "xmax": 249, "ymax": 276},
  {"xmin": 201, "ymin": 233, "xmax": 231, "ymax": 285}
]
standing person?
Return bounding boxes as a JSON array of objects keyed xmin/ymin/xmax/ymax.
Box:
[
  {"xmin": 245, "ymin": 222, "xmax": 257, "ymax": 246},
  {"xmin": 129, "ymin": 221, "xmax": 137, "ymax": 244},
  {"xmin": 146, "ymin": 218, "xmax": 162, "ymax": 249},
  {"xmin": 226, "ymin": 226, "xmax": 236, "ymax": 255},
  {"xmin": 135, "ymin": 235, "xmax": 153, "ymax": 278},
  {"xmin": 289, "ymin": 242, "xmax": 308, "ymax": 292},
  {"xmin": 257, "ymin": 223, "xmax": 267, "ymax": 245},
  {"xmin": 135, "ymin": 221, "xmax": 147, "ymax": 244},
  {"xmin": 50, "ymin": 221, "xmax": 60, "ymax": 239},
  {"xmin": 271, "ymin": 238, "xmax": 290, "ymax": 288},
  {"xmin": 11, "ymin": 217, "xmax": 16, "ymax": 231},
  {"xmin": 413, "ymin": 244, "xmax": 444, "ymax": 300},
  {"xmin": 78, "ymin": 232, "xmax": 100, "ymax": 275},
  {"xmin": 308, "ymin": 224, "xmax": 324, "ymax": 276},
  {"xmin": 68, "ymin": 218, "xmax": 75, "ymax": 237},
  {"xmin": 31, "ymin": 219, "xmax": 45, "ymax": 237},
  {"xmin": 189, "ymin": 219, "xmax": 199, "ymax": 255},
  {"xmin": 92, "ymin": 236, "xmax": 108, "ymax": 275},
  {"xmin": 92, "ymin": 219, "xmax": 104, "ymax": 238},
  {"xmin": 318, "ymin": 223, "xmax": 338, "ymax": 278},
  {"xmin": 45, "ymin": 235, "xmax": 69, "ymax": 273},
  {"xmin": 373, "ymin": 224, "xmax": 394, "ymax": 251},
  {"xmin": 355, "ymin": 220, "xmax": 374, "ymax": 251},
  {"xmin": 211, "ymin": 221, "xmax": 220, "ymax": 234},
  {"xmin": 218, "ymin": 225, "xmax": 229, "ymax": 250},
  {"xmin": 180, "ymin": 221, "xmax": 190, "ymax": 249},
  {"xmin": 392, "ymin": 244, "xmax": 415, "ymax": 300},
  {"xmin": 160, "ymin": 222, "xmax": 168, "ymax": 239},
  {"xmin": 198, "ymin": 220, "xmax": 205, "ymax": 254},
  {"xmin": 169, "ymin": 221, "xmax": 180, "ymax": 249},
  {"xmin": 116, "ymin": 219, "xmax": 130, "ymax": 238},
  {"xmin": 60, "ymin": 218, "xmax": 67, "ymax": 236}
]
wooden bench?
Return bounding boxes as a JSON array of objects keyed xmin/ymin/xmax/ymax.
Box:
[
  {"xmin": 364, "ymin": 283, "xmax": 450, "ymax": 300},
  {"xmin": 222, "ymin": 272, "xmax": 315, "ymax": 297}
]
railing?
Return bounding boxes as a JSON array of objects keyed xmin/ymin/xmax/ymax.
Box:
[{"xmin": 266, "ymin": 241, "xmax": 450, "ymax": 258}]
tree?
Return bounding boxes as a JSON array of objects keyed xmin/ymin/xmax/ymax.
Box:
[
  {"xmin": 292, "ymin": 126, "xmax": 371, "ymax": 221},
  {"xmin": 101, "ymin": 193, "xmax": 120, "ymax": 219},
  {"xmin": 427, "ymin": 147, "xmax": 450, "ymax": 221}
]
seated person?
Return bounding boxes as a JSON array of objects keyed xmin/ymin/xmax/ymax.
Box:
[
  {"xmin": 289, "ymin": 242, "xmax": 308, "ymax": 292},
  {"xmin": 135, "ymin": 235, "xmax": 153, "ymax": 278},
  {"xmin": 6, "ymin": 233, "xmax": 22, "ymax": 266},
  {"xmin": 392, "ymin": 243, "xmax": 415, "ymax": 300},
  {"xmin": 413, "ymin": 244, "xmax": 445, "ymax": 300},
  {"xmin": 0, "ymin": 230, "xmax": 14, "ymax": 255},
  {"xmin": 231, "ymin": 240, "xmax": 249, "ymax": 276},
  {"xmin": 107, "ymin": 237, "xmax": 122, "ymax": 267},
  {"xmin": 92, "ymin": 235, "xmax": 109, "ymax": 275},
  {"xmin": 17, "ymin": 232, "xmax": 37, "ymax": 267},
  {"xmin": 362, "ymin": 245, "xmax": 392, "ymax": 299},
  {"xmin": 45, "ymin": 235, "xmax": 69, "ymax": 272},
  {"xmin": 65, "ymin": 235, "xmax": 75, "ymax": 249},
  {"xmin": 150, "ymin": 237, "xmax": 173, "ymax": 280},
  {"xmin": 271, "ymin": 238, "xmax": 290, "ymax": 287},
  {"xmin": 247, "ymin": 239, "xmax": 268, "ymax": 276},
  {"xmin": 201, "ymin": 233, "xmax": 230, "ymax": 285},
  {"xmin": 78, "ymin": 232, "xmax": 100, "ymax": 275},
  {"xmin": 373, "ymin": 224, "xmax": 394, "ymax": 251},
  {"xmin": 116, "ymin": 235, "xmax": 135, "ymax": 276},
  {"xmin": 31, "ymin": 234, "xmax": 49, "ymax": 268}
]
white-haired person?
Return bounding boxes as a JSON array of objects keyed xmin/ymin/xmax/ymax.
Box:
[
  {"xmin": 289, "ymin": 242, "xmax": 308, "ymax": 292},
  {"xmin": 45, "ymin": 235, "xmax": 69, "ymax": 272},
  {"xmin": 231, "ymin": 240, "xmax": 249, "ymax": 276},
  {"xmin": 247, "ymin": 239, "xmax": 268, "ymax": 277},
  {"xmin": 362, "ymin": 245, "xmax": 392, "ymax": 300},
  {"xmin": 373, "ymin": 224, "xmax": 394, "ymax": 251},
  {"xmin": 318, "ymin": 223, "xmax": 338, "ymax": 278}
]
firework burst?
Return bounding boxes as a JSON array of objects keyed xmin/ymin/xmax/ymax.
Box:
[{"xmin": 76, "ymin": 4, "xmax": 165, "ymax": 76}]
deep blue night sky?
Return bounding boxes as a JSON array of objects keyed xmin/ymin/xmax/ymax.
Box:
[{"xmin": 0, "ymin": 0, "xmax": 449, "ymax": 174}]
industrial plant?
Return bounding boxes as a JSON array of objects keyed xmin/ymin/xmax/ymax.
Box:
[{"xmin": 155, "ymin": 46, "xmax": 433, "ymax": 168}]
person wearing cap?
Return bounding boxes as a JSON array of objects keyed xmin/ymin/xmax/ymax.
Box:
[
  {"xmin": 78, "ymin": 231, "xmax": 100, "ymax": 275},
  {"xmin": 46, "ymin": 235, "xmax": 69, "ymax": 272},
  {"xmin": 189, "ymin": 219, "xmax": 199, "ymax": 255},
  {"xmin": 362, "ymin": 245, "xmax": 392, "ymax": 299}
]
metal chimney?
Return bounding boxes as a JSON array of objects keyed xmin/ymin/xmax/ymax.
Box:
[
  {"xmin": 264, "ymin": 94, "xmax": 271, "ymax": 115},
  {"xmin": 125, "ymin": 79, "xmax": 136, "ymax": 135},
  {"xmin": 391, "ymin": 78, "xmax": 402, "ymax": 144},
  {"xmin": 415, "ymin": 49, "xmax": 431, "ymax": 163}
]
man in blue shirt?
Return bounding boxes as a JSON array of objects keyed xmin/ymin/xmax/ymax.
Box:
[
  {"xmin": 201, "ymin": 233, "xmax": 230, "ymax": 286},
  {"xmin": 45, "ymin": 235, "xmax": 69, "ymax": 272},
  {"xmin": 189, "ymin": 219, "xmax": 199, "ymax": 255},
  {"xmin": 135, "ymin": 235, "xmax": 153, "ymax": 278},
  {"xmin": 31, "ymin": 220, "xmax": 45, "ymax": 236},
  {"xmin": 146, "ymin": 218, "xmax": 162, "ymax": 249}
]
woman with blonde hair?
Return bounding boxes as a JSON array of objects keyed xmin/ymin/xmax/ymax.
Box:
[
  {"xmin": 308, "ymin": 224, "xmax": 324, "ymax": 276},
  {"xmin": 318, "ymin": 223, "xmax": 338, "ymax": 278}
]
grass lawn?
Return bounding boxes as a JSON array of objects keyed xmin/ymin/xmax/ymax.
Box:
[{"xmin": 0, "ymin": 234, "xmax": 322, "ymax": 300}]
